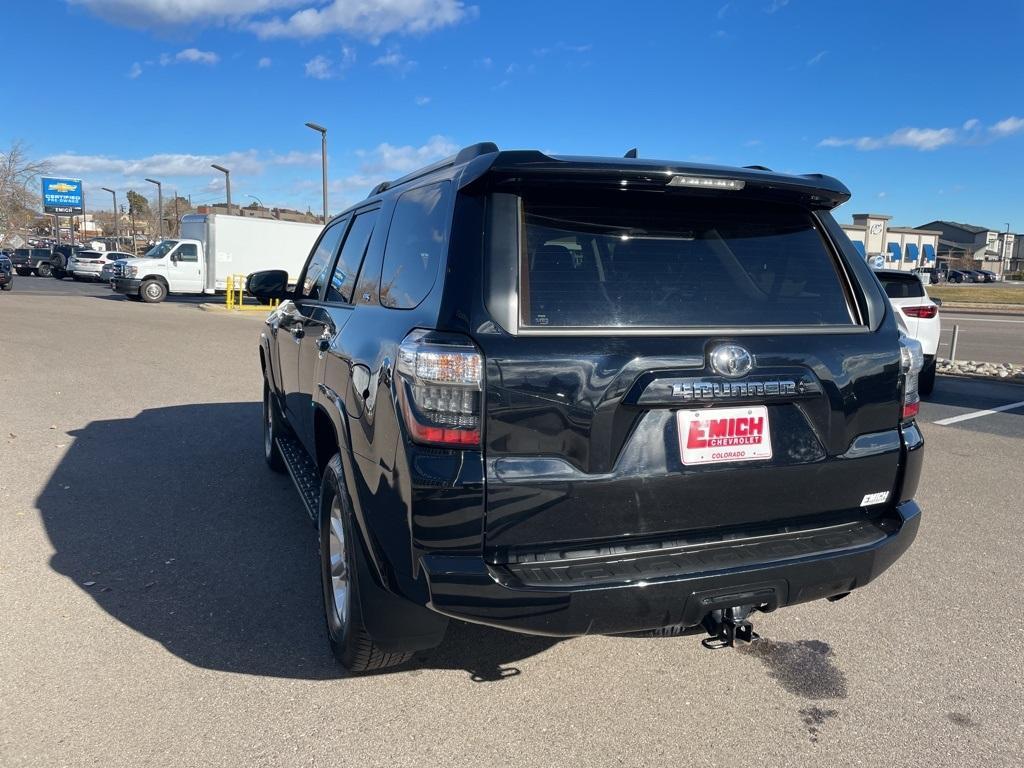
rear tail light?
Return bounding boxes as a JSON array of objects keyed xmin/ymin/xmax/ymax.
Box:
[
  {"xmin": 397, "ymin": 331, "xmax": 483, "ymax": 448},
  {"xmin": 899, "ymin": 333, "xmax": 924, "ymax": 421},
  {"xmin": 902, "ymin": 305, "xmax": 938, "ymax": 319}
]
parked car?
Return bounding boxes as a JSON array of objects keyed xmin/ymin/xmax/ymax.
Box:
[
  {"xmin": 67, "ymin": 250, "xmax": 133, "ymax": 282},
  {"xmin": 875, "ymin": 270, "xmax": 939, "ymax": 395},
  {"xmin": 100, "ymin": 259, "xmax": 125, "ymax": 285},
  {"xmin": 0, "ymin": 252, "xmax": 13, "ymax": 291},
  {"xmin": 947, "ymin": 270, "xmax": 971, "ymax": 283},
  {"xmin": 49, "ymin": 244, "xmax": 82, "ymax": 279},
  {"xmin": 247, "ymin": 143, "xmax": 925, "ymax": 672},
  {"xmin": 912, "ymin": 267, "xmax": 942, "ymax": 284},
  {"xmin": 975, "ymin": 269, "xmax": 998, "ymax": 282},
  {"xmin": 10, "ymin": 247, "xmax": 54, "ymax": 276}
]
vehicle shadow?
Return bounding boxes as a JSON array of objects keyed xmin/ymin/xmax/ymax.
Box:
[
  {"xmin": 927, "ymin": 375, "xmax": 1024, "ymax": 415},
  {"xmin": 38, "ymin": 403, "xmax": 559, "ymax": 681}
]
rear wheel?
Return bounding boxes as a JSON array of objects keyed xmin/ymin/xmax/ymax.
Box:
[
  {"xmin": 15, "ymin": 268, "xmax": 30, "ymax": 277},
  {"xmin": 140, "ymin": 279, "xmax": 167, "ymax": 303},
  {"xmin": 920, "ymin": 356, "xmax": 936, "ymax": 396},
  {"xmin": 263, "ymin": 380, "xmax": 287, "ymax": 473},
  {"xmin": 320, "ymin": 455, "xmax": 412, "ymax": 673},
  {"xmin": 37, "ymin": 263, "xmax": 51, "ymax": 278}
]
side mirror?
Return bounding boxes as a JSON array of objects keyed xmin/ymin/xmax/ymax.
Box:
[
  {"xmin": 932, "ymin": 297, "xmax": 943, "ymax": 306},
  {"xmin": 246, "ymin": 269, "xmax": 290, "ymax": 301}
]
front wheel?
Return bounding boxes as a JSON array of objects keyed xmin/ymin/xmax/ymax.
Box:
[
  {"xmin": 140, "ymin": 279, "xmax": 167, "ymax": 303},
  {"xmin": 37, "ymin": 263, "xmax": 51, "ymax": 278},
  {"xmin": 320, "ymin": 455, "xmax": 413, "ymax": 673},
  {"xmin": 263, "ymin": 380, "xmax": 287, "ymax": 473}
]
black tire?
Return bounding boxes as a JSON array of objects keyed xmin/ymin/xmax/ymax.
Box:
[
  {"xmin": 72, "ymin": 274, "xmax": 82, "ymax": 282},
  {"xmin": 1, "ymin": 283, "xmax": 11, "ymax": 291},
  {"xmin": 37, "ymin": 262, "xmax": 51, "ymax": 278},
  {"xmin": 263, "ymin": 380, "xmax": 287, "ymax": 473},
  {"xmin": 319, "ymin": 455, "xmax": 412, "ymax": 673},
  {"xmin": 920, "ymin": 356, "xmax": 936, "ymax": 397},
  {"xmin": 52, "ymin": 268, "xmax": 65, "ymax": 279},
  {"xmin": 15, "ymin": 268, "xmax": 30, "ymax": 277},
  {"xmin": 140, "ymin": 279, "xmax": 167, "ymax": 303}
]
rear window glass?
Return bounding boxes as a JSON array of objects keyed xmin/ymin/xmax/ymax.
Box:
[
  {"xmin": 380, "ymin": 182, "xmax": 451, "ymax": 309},
  {"xmin": 878, "ymin": 274, "xmax": 925, "ymax": 299},
  {"xmin": 519, "ymin": 193, "xmax": 854, "ymax": 328}
]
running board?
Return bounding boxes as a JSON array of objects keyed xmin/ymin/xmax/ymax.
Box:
[{"xmin": 275, "ymin": 435, "xmax": 320, "ymax": 523}]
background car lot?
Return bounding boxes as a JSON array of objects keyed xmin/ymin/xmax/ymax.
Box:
[{"xmin": 2, "ymin": 279, "xmax": 1022, "ymax": 767}]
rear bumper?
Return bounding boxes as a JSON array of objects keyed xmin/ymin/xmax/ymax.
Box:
[
  {"xmin": 113, "ymin": 278, "xmax": 142, "ymax": 294},
  {"xmin": 421, "ymin": 500, "xmax": 921, "ymax": 637}
]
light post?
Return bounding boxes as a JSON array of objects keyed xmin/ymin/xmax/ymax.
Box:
[
  {"xmin": 101, "ymin": 187, "xmax": 118, "ymax": 245},
  {"xmin": 211, "ymin": 164, "xmax": 232, "ymax": 215},
  {"xmin": 144, "ymin": 178, "xmax": 163, "ymax": 239},
  {"xmin": 305, "ymin": 121, "xmax": 328, "ymax": 223}
]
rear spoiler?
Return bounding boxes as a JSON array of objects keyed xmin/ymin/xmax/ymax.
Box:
[{"xmin": 458, "ymin": 150, "xmax": 851, "ymax": 210}]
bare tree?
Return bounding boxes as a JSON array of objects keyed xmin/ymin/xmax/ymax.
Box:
[{"xmin": 0, "ymin": 140, "xmax": 49, "ymax": 246}]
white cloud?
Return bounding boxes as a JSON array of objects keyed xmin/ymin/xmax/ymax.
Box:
[
  {"xmin": 990, "ymin": 116, "xmax": 1024, "ymax": 137},
  {"xmin": 414, "ymin": 95, "xmax": 431, "ymax": 106},
  {"xmin": 304, "ymin": 54, "xmax": 334, "ymax": 79},
  {"xmin": 475, "ymin": 56, "xmax": 492, "ymax": 68},
  {"xmin": 176, "ymin": 47, "xmax": 219, "ymax": 65},
  {"xmin": 877, "ymin": 191, "xmax": 887, "ymax": 198},
  {"xmin": 818, "ymin": 126, "xmax": 957, "ymax": 151},
  {"xmin": 257, "ymin": 56, "xmax": 272, "ymax": 68},
  {"xmin": 127, "ymin": 61, "xmax": 142, "ymax": 78},
  {"xmin": 43, "ymin": 150, "xmax": 267, "ymax": 177},
  {"xmin": 820, "ymin": 116, "xmax": 1024, "ymax": 152},
  {"xmin": 765, "ymin": 0, "xmax": 789, "ymax": 12},
  {"xmin": 340, "ymin": 45, "xmax": 356, "ymax": 68},
  {"xmin": 372, "ymin": 47, "xmax": 416, "ymax": 74},
  {"xmin": 806, "ymin": 50, "xmax": 827, "ymax": 67},
  {"xmin": 717, "ymin": 2, "xmax": 731, "ymax": 19},
  {"xmin": 354, "ymin": 135, "xmax": 457, "ymax": 175},
  {"xmin": 249, "ymin": 0, "xmax": 473, "ymax": 41}
]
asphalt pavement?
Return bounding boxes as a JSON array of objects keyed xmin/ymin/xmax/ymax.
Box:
[
  {"xmin": 939, "ymin": 310, "xmax": 1024, "ymax": 365},
  {"xmin": 1, "ymin": 277, "xmax": 1022, "ymax": 767}
]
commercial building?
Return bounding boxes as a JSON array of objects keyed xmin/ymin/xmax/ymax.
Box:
[
  {"xmin": 840, "ymin": 213, "xmax": 940, "ymax": 272},
  {"xmin": 915, "ymin": 221, "xmax": 1015, "ymax": 277}
]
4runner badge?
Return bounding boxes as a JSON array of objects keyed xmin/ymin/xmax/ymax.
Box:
[{"xmin": 709, "ymin": 344, "xmax": 753, "ymax": 378}]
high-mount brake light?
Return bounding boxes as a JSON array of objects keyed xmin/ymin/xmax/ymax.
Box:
[
  {"xmin": 899, "ymin": 333, "xmax": 924, "ymax": 421},
  {"xmin": 667, "ymin": 175, "xmax": 746, "ymax": 191},
  {"xmin": 902, "ymin": 305, "xmax": 938, "ymax": 319},
  {"xmin": 397, "ymin": 331, "xmax": 483, "ymax": 448}
]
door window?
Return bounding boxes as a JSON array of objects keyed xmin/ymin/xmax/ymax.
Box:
[
  {"xmin": 175, "ymin": 243, "xmax": 199, "ymax": 262},
  {"xmin": 300, "ymin": 219, "xmax": 347, "ymax": 299},
  {"xmin": 326, "ymin": 209, "xmax": 379, "ymax": 303}
]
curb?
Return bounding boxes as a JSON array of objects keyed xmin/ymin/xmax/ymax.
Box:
[
  {"xmin": 938, "ymin": 303, "xmax": 1024, "ymax": 315},
  {"xmin": 197, "ymin": 303, "xmax": 269, "ymax": 315}
]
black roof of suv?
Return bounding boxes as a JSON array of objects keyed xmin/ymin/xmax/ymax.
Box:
[{"xmin": 250, "ymin": 143, "xmax": 925, "ymax": 672}]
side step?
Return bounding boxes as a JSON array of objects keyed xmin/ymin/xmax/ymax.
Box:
[{"xmin": 275, "ymin": 435, "xmax": 320, "ymax": 523}]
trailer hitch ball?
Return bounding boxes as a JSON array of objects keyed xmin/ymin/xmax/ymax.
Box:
[{"xmin": 701, "ymin": 605, "xmax": 761, "ymax": 650}]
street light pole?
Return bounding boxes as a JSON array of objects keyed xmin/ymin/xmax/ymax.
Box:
[
  {"xmin": 305, "ymin": 121, "xmax": 328, "ymax": 223},
  {"xmin": 211, "ymin": 164, "xmax": 232, "ymax": 215},
  {"xmin": 144, "ymin": 178, "xmax": 163, "ymax": 239},
  {"xmin": 101, "ymin": 187, "xmax": 118, "ymax": 245}
]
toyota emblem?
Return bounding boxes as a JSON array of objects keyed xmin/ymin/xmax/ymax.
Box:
[{"xmin": 709, "ymin": 344, "xmax": 753, "ymax": 378}]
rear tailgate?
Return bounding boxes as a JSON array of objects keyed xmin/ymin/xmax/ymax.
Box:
[{"xmin": 475, "ymin": 185, "xmax": 901, "ymax": 557}]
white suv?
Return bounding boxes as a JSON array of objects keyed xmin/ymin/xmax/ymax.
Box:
[
  {"xmin": 68, "ymin": 250, "xmax": 134, "ymax": 282},
  {"xmin": 875, "ymin": 269, "xmax": 939, "ymax": 395}
]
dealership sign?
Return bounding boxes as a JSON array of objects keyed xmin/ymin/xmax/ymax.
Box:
[{"xmin": 42, "ymin": 177, "xmax": 83, "ymax": 215}]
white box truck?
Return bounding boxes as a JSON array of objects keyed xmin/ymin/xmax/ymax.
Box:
[{"xmin": 112, "ymin": 214, "xmax": 322, "ymax": 303}]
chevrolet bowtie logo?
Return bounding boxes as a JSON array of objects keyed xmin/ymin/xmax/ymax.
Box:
[{"xmin": 48, "ymin": 182, "xmax": 77, "ymax": 193}]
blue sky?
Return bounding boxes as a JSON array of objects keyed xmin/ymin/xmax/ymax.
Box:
[{"xmin": 3, "ymin": 0, "xmax": 1022, "ymax": 229}]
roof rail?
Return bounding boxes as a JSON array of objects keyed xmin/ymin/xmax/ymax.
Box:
[
  {"xmin": 744, "ymin": 165, "xmax": 772, "ymax": 171},
  {"xmin": 367, "ymin": 141, "xmax": 499, "ymax": 199}
]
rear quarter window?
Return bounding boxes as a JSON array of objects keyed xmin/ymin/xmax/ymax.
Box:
[{"xmin": 380, "ymin": 182, "xmax": 451, "ymax": 310}]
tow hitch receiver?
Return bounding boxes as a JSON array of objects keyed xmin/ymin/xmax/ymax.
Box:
[{"xmin": 701, "ymin": 606, "xmax": 760, "ymax": 649}]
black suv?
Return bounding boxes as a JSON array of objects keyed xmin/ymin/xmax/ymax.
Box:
[
  {"xmin": 0, "ymin": 252, "xmax": 13, "ymax": 291},
  {"xmin": 11, "ymin": 247, "xmax": 54, "ymax": 277},
  {"xmin": 249, "ymin": 144, "xmax": 925, "ymax": 672}
]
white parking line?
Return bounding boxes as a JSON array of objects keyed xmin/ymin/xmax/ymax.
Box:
[{"xmin": 934, "ymin": 400, "xmax": 1024, "ymax": 426}]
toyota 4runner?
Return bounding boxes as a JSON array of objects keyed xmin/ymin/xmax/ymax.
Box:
[{"xmin": 249, "ymin": 143, "xmax": 925, "ymax": 672}]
